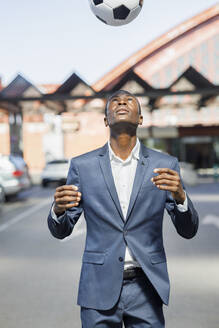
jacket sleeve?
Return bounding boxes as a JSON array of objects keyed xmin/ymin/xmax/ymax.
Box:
[
  {"xmin": 165, "ymin": 158, "xmax": 199, "ymax": 239},
  {"xmin": 47, "ymin": 158, "xmax": 83, "ymax": 239}
]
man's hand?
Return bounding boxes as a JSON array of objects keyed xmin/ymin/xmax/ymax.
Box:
[
  {"xmin": 151, "ymin": 168, "xmax": 186, "ymax": 204},
  {"xmin": 54, "ymin": 185, "xmax": 82, "ymax": 216}
]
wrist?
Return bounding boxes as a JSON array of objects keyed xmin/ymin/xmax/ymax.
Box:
[
  {"xmin": 174, "ymin": 190, "xmax": 186, "ymax": 205},
  {"xmin": 54, "ymin": 205, "xmax": 65, "ymax": 217}
]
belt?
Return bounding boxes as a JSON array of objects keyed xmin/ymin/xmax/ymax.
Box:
[{"xmin": 123, "ymin": 267, "xmax": 145, "ymax": 280}]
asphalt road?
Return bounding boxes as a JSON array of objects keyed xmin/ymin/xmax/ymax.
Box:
[{"xmin": 0, "ymin": 183, "xmax": 218, "ymax": 328}]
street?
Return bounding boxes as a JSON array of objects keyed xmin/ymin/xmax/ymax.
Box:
[{"xmin": 0, "ymin": 183, "xmax": 218, "ymax": 328}]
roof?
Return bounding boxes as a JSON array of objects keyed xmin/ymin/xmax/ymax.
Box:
[
  {"xmin": 110, "ymin": 70, "xmax": 154, "ymax": 92},
  {"xmin": 1, "ymin": 74, "xmax": 41, "ymax": 97},
  {"xmin": 55, "ymin": 72, "xmax": 94, "ymax": 94},
  {"xmin": 169, "ymin": 66, "xmax": 215, "ymax": 90},
  {"xmin": 93, "ymin": 4, "xmax": 219, "ymax": 91}
]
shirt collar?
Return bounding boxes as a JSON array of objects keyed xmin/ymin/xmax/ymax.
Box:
[{"xmin": 108, "ymin": 138, "xmax": 140, "ymax": 163}]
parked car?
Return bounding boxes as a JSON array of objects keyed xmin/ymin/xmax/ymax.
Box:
[
  {"xmin": 179, "ymin": 162, "xmax": 198, "ymax": 186},
  {"xmin": 0, "ymin": 154, "xmax": 32, "ymax": 197},
  {"xmin": 41, "ymin": 159, "xmax": 70, "ymax": 187},
  {"xmin": 151, "ymin": 149, "xmax": 198, "ymax": 186}
]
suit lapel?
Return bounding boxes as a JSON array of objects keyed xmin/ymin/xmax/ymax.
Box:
[
  {"xmin": 98, "ymin": 144, "xmax": 124, "ymax": 222},
  {"xmin": 126, "ymin": 143, "xmax": 149, "ymax": 222}
]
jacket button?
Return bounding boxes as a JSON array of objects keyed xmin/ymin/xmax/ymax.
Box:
[{"xmin": 119, "ymin": 257, "xmax": 123, "ymax": 262}]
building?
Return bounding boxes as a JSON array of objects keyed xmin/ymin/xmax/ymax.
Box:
[
  {"xmin": 93, "ymin": 4, "xmax": 219, "ymax": 171},
  {"xmin": 0, "ymin": 4, "xmax": 218, "ymax": 176}
]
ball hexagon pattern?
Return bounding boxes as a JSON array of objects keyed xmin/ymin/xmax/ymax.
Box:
[{"xmin": 89, "ymin": 0, "xmax": 144, "ymax": 26}]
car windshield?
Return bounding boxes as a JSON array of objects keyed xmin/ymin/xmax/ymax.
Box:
[{"xmin": 9, "ymin": 155, "xmax": 26, "ymax": 170}]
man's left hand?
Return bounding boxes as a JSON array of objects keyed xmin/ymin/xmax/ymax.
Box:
[{"xmin": 151, "ymin": 168, "xmax": 186, "ymax": 204}]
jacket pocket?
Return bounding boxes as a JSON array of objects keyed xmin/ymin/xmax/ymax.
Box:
[
  {"xmin": 82, "ymin": 251, "xmax": 105, "ymax": 265},
  {"xmin": 149, "ymin": 250, "xmax": 166, "ymax": 264}
]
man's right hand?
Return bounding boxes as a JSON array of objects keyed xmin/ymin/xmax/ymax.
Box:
[{"xmin": 53, "ymin": 185, "xmax": 82, "ymax": 216}]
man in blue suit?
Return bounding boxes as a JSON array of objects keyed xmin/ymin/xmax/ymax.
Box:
[{"xmin": 48, "ymin": 90, "xmax": 199, "ymax": 327}]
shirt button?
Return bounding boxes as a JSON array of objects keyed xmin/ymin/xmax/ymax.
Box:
[
  {"xmin": 119, "ymin": 257, "xmax": 123, "ymax": 262},
  {"xmin": 124, "ymin": 230, "xmax": 128, "ymax": 236}
]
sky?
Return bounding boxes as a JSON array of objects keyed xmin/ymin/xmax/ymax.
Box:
[{"xmin": 0, "ymin": 0, "xmax": 217, "ymax": 87}]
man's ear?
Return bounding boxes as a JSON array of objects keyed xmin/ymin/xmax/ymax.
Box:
[
  {"xmin": 104, "ymin": 117, "xmax": 108, "ymax": 127},
  {"xmin": 138, "ymin": 115, "xmax": 143, "ymax": 125}
]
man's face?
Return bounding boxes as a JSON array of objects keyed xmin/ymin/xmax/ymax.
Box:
[{"xmin": 104, "ymin": 93, "xmax": 143, "ymax": 127}]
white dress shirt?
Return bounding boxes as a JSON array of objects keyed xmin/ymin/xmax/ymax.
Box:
[
  {"xmin": 108, "ymin": 139, "xmax": 141, "ymax": 269},
  {"xmin": 51, "ymin": 139, "xmax": 188, "ymax": 270},
  {"xmin": 108, "ymin": 138, "xmax": 188, "ymax": 269}
]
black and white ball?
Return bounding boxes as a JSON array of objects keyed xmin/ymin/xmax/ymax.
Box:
[{"xmin": 89, "ymin": 0, "xmax": 144, "ymax": 26}]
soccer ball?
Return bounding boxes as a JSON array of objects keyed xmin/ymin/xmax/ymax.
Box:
[{"xmin": 89, "ymin": 0, "xmax": 144, "ymax": 26}]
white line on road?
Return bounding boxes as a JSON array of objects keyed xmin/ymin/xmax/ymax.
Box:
[
  {"xmin": 60, "ymin": 214, "xmax": 86, "ymax": 242},
  {"xmin": 1, "ymin": 193, "xmax": 217, "ymax": 234},
  {"xmin": 0, "ymin": 198, "xmax": 51, "ymax": 233},
  {"xmin": 202, "ymin": 214, "xmax": 219, "ymax": 229},
  {"xmin": 190, "ymin": 194, "xmax": 219, "ymax": 202}
]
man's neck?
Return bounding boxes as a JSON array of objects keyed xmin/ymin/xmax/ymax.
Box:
[{"xmin": 109, "ymin": 134, "xmax": 137, "ymax": 161}]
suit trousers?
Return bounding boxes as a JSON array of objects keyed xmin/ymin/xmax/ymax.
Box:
[{"xmin": 81, "ymin": 273, "xmax": 165, "ymax": 328}]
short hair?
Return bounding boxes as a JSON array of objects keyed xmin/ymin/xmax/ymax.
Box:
[{"xmin": 105, "ymin": 90, "xmax": 141, "ymax": 117}]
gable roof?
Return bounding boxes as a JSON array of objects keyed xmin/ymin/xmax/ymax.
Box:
[
  {"xmin": 169, "ymin": 66, "xmax": 215, "ymax": 90},
  {"xmin": 108, "ymin": 70, "xmax": 154, "ymax": 92},
  {"xmin": 93, "ymin": 4, "xmax": 218, "ymax": 91},
  {"xmin": 1, "ymin": 74, "xmax": 41, "ymax": 97},
  {"xmin": 55, "ymin": 72, "xmax": 94, "ymax": 94}
]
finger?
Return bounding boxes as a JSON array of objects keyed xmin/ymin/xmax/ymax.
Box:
[
  {"xmin": 155, "ymin": 185, "xmax": 178, "ymax": 192},
  {"xmin": 154, "ymin": 168, "xmax": 178, "ymax": 176},
  {"xmin": 55, "ymin": 190, "xmax": 81, "ymax": 198},
  {"xmin": 56, "ymin": 195, "xmax": 81, "ymax": 202},
  {"xmin": 57, "ymin": 202, "xmax": 79, "ymax": 209},
  {"xmin": 54, "ymin": 191, "xmax": 81, "ymax": 202},
  {"xmin": 56, "ymin": 196, "xmax": 81, "ymax": 203},
  {"xmin": 152, "ymin": 174, "xmax": 179, "ymax": 182},
  {"xmin": 152, "ymin": 179, "xmax": 177, "ymax": 186},
  {"xmin": 56, "ymin": 185, "xmax": 78, "ymax": 192}
]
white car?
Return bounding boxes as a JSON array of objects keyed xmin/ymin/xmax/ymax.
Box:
[
  {"xmin": 0, "ymin": 154, "xmax": 32, "ymax": 197},
  {"xmin": 151, "ymin": 149, "xmax": 198, "ymax": 186},
  {"xmin": 41, "ymin": 159, "xmax": 70, "ymax": 187},
  {"xmin": 179, "ymin": 162, "xmax": 198, "ymax": 186}
]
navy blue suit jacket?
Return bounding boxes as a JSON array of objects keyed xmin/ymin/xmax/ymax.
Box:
[{"xmin": 48, "ymin": 142, "xmax": 199, "ymax": 310}]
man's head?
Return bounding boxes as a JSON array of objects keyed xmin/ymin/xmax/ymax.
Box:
[{"xmin": 104, "ymin": 90, "xmax": 143, "ymax": 128}]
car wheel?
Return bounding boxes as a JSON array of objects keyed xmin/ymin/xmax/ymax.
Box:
[
  {"xmin": 42, "ymin": 180, "xmax": 48, "ymax": 188},
  {"xmin": 0, "ymin": 185, "xmax": 5, "ymax": 210}
]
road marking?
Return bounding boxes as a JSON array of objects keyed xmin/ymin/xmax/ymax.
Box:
[
  {"xmin": 0, "ymin": 198, "xmax": 51, "ymax": 233},
  {"xmin": 202, "ymin": 214, "xmax": 219, "ymax": 229},
  {"xmin": 190, "ymin": 194, "xmax": 219, "ymax": 202},
  {"xmin": 60, "ymin": 215, "xmax": 86, "ymax": 242}
]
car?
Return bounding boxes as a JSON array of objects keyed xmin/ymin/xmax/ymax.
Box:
[
  {"xmin": 179, "ymin": 162, "xmax": 198, "ymax": 186},
  {"xmin": 151, "ymin": 149, "xmax": 198, "ymax": 186},
  {"xmin": 41, "ymin": 159, "xmax": 70, "ymax": 187},
  {"xmin": 0, "ymin": 154, "xmax": 32, "ymax": 197}
]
